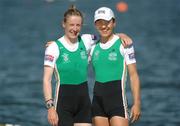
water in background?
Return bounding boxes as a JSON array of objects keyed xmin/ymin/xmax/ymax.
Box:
[{"xmin": 0, "ymin": 0, "xmax": 180, "ymax": 126}]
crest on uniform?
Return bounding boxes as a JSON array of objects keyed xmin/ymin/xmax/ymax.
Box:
[
  {"xmin": 62, "ymin": 53, "xmax": 69, "ymax": 63},
  {"xmin": 108, "ymin": 52, "xmax": 117, "ymax": 61},
  {"xmin": 80, "ymin": 51, "xmax": 87, "ymax": 59},
  {"xmin": 94, "ymin": 50, "xmax": 100, "ymax": 60}
]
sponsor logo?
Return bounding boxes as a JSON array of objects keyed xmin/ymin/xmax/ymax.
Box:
[
  {"xmin": 80, "ymin": 51, "xmax": 87, "ymax": 59},
  {"xmin": 108, "ymin": 52, "xmax": 117, "ymax": 61},
  {"xmin": 98, "ymin": 10, "xmax": 105, "ymax": 14},
  {"xmin": 91, "ymin": 35, "xmax": 97, "ymax": 40},
  {"xmin": 62, "ymin": 53, "xmax": 69, "ymax": 63},
  {"xmin": 45, "ymin": 55, "xmax": 54, "ymax": 62},
  {"xmin": 128, "ymin": 53, "xmax": 135, "ymax": 60},
  {"xmin": 93, "ymin": 50, "xmax": 100, "ymax": 60}
]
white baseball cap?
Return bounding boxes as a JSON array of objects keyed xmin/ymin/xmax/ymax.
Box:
[{"xmin": 94, "ymin": 7, "xmax": 115, "ymax": 22}]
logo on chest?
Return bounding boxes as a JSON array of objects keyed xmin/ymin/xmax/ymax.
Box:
[
  {"xmin": 80, "ymin": 51, "xmax": 87, "ymax": 59},
  {"xmin": 108, "ymin": 51, "xmax": 117, "ymax": 61},
  {"xmin": 61, "ymin": 53, "xmax": 70, "ymax": 63},
  {"xmin": 93, "ymin": 50, "xmax": 100, "ymax": 61}
]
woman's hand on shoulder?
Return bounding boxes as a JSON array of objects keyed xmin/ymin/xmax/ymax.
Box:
[
  {"xmin": 45, "ymin": 41, "xmax": 54, "ymax": 48},
  {"xmin": 117, "ymin": 33, "xmax": 133, "ymax": 47}
]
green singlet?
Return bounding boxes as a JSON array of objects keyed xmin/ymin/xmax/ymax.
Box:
[
  {"xmin": 55, "ymin": 36, "xmax": 88, "ymax": 85},
  {"xmin": 92, "ymin": 39, "xmax": 126, "ymax": 83}
]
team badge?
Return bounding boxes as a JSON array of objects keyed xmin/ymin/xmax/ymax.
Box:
[
  {"xmin": 94, "ymin": 50, "xmax": 100, "ymax": 60},
  {"xmin": 108, "ymin": 52, "xmax": 117, "ymax": 61},
  {"xmin": 62, "ymin": 53, "xmax": 69, "ymax": 63},
  {"xmin": 80, "ymin": 51, "xmax": 87, "ymax": 59}
]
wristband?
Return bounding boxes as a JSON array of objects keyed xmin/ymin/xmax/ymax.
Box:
[
  {"xmin": 45, "ymin": 98, "xmax": 53, "ymax": 103},
  {"xmin": 46, "ymin": 102, "xmax": 54, "ymax": 109}
]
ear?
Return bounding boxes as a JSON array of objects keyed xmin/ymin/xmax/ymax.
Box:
[
  {"xmin": 62, "ymin": 21, "xmax": 65, "ymax": 28},
  {"xmin": 113, "ymin": 20, "xmax": 116, "ymax": 27}
]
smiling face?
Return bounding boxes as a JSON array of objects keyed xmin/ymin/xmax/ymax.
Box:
[
  {"xmin": 62, "ymin": 6, "xmax": 83, "ymax": 43},
  {"xmin": 63, "ymin": 15, "xmax": 82, "ymax": 42},
  {"xmin": 95, "ymin": 19, "xmax": 116, "ymax": 39}
]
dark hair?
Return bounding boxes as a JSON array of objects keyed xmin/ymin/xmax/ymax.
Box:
[{"xmin": 63, "ymin": 5, "xmax": 83, "ymax": 23}]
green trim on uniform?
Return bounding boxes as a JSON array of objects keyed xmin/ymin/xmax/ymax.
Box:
[
  {"xmin": 55, "ymin": 36, "xmax": 88, "ymax": 85},
  {"xmin": 92, "ymin": 39, "xmax": 125, "ymax": 83}
]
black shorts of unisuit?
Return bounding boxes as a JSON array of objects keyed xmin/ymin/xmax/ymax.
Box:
[
  {"xmin": 92, "ymin": 80, "xmax": 129, "ymax": 119},
  {"xmin": 56, "ymin": 82, "xmax": 92, "ymax": 126}
]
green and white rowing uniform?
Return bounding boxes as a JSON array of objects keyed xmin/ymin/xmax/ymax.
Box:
[
  {"xmin": 44, "ymin": 34, "xmax": 96, "ymax": 85},
  {"xmin": 90, "ymin": 34, "xmax": 136, "ymax": 83},
  {"xmin": 44, "ymin": 34, "xmax": 96, "ymax": 125},
  {"xmin": 55, "ymin": 36, "xmax": 88, "ymax": 84},
  {"xmin": 90, "ymin": 34, "xmax": 136, "ymax": 119}
]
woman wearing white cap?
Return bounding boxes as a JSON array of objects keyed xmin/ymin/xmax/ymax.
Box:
[
  {"xmin": 90, "ymin": 7, "xmax": 141, "ymax": 126},
  {"xmin": 43, "ymin": 5, "xmax": 133, "ymax": 126}
]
